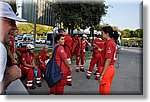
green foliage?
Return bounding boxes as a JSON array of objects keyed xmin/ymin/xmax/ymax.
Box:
[
  {"xmin": 123, "ymin": 29, "xmax": 143, "ymax": 38},
  {"xmin": 52, "ymin": 2, "xmax": 108, "ymax": 34}
]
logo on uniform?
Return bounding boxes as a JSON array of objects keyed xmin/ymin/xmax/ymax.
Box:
[{"xmin": 107, "ymin": 47, "xmax": 111, "ymax": 53}]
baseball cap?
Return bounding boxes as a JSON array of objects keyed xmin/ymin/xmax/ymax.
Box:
[{"xmin": 0, "ymin": 2, "xmax": 27, "ymax": 22}]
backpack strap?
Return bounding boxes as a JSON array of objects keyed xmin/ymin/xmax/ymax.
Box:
[{"xmin": 51, "ymin": 45, "xmax": 62, "ymax": 68}]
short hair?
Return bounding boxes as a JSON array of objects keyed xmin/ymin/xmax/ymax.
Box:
[
  {"xmin": 54, "ymin": 34, "xmax": 64, "ymax": 43},
  {"xmin": 58, "ymin": 28, "xmax": 65, "ymax": 33}
]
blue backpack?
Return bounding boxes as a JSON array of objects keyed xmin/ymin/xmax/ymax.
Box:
[{"xmin": 44, "ymin": 45, "xmax": 62, "ymax": 87}]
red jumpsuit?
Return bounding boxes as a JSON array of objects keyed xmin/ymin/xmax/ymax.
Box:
[
  {"xmin": 20, "ymin": 52, "xmax": 41, "ymax": 88},
  {"xmin": 38, "ymin": 50, "xmax": 49, "ymax": 73},
  {"xmin": 87, "ymin": 39, "xmax": 105, "ymax": 79},
  {"xmin": 63, "ymin": 34, "xmax": 73, "ymax": 85},
  {"xmin": 98, "ymin": 39, "xmax": 117, "ymax": 95},
  {"xmin": 78, "ymin": 39, "xmax": 87, "ymax": 72},
  {"xmin": 50, "ymin": 44, "xmax": 70, "ymax": 95},
  {"xmin": 72, "ymin": 36, "xmax": 81, "ymax": 72},
  {"xmin": 64, "ymin": 35, "xmax": 73, "ymax": 59}
]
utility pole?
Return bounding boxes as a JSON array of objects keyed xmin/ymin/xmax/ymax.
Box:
[{"xmin": 33, "ymin": 0, "xmax": 37, "ymax": 47}]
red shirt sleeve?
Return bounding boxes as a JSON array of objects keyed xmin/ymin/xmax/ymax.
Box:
[
  {"xmin": 21, "ymin": 53, "xmax": 26, "ymax": 62},
  {"xmin": 105, "ymin": 43, "xmax": 114, "ymax": 59},
  {"xmin": 57, "ymin": 46, "xmax": 67, "ymax": 59}
]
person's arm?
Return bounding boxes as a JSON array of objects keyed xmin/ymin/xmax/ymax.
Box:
[
  {"xmin": 8, "ymin": 50, "xmax": 17, "ymax": 65},
  {"xmin": 61, "ymin": 58, "xmax": 72, "ymax": 71},
  {"xmin": 32, "ymin": 59, "xmax": 38, "ymax": 70},
  {"xmin": 22, "ymin": 60, "xmax": 35, "ymax": 68},
  {"xmin": 85, "ymin": 40, "xmax": 91, "ymax": 47},
  {"xmin": 98, "ymin": 58, "xmax": 111, "ymax": 82},
  {"xmin": 0, "ymin": 65, "xmax": 21, "ymax": 93}
]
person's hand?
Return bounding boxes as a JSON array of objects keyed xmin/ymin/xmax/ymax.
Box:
[
  {"xmin": 34, "ymin": 66, "xmax": 39, "ymax": 70},
  {"xmin": 6, "ymin": 65, "xmax": 22, "ymax": 82},
  {"xmin": 98, "ymin": 75, "xmax": 103, "ymax": 82},
  {"xmin": 98, "ymin": 48, "xmax": 103, "ymax": 52}
]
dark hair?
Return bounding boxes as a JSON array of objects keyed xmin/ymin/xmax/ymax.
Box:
[
  {"xmin": 101, "ymin": 26, "xmax": 119, "ymax": 44},
  {"xmin": 58, "ymin": 28, "xmax": 65, "ymax": 33},
  {"xmin": 54, "ymin": 34, "xmax": 64, "ymax": 43}
]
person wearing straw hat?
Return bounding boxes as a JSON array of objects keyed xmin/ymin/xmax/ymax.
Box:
[{"xmin": 0, "ymin": 1, "xmax": 26, "ymax": 94}]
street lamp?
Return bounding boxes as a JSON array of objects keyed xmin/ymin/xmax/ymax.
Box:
[{"xmin": 33, "ymin": 0, "xmax": 37, "ymax": 47}]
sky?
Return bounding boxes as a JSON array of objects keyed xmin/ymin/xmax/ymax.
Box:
[{"xmin": 101, "ymin": 0, "xmax": 143, "ymax": 30}]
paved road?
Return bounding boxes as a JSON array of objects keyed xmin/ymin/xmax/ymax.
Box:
[{"xmin": 21, "ymin": 47, "xmax": 143, "ymax": 95}]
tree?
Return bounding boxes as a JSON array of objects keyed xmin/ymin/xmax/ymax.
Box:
[
  {"xmin": 52, "ymin": 1, "xmax": 108, "ymax": 35},
  {"xmin": 135, "ymin": 29, "xmax": 143, "ymax": 38}
]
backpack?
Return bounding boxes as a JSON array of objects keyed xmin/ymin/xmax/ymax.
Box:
[{"xmin": 44, "ymin": 45, "xmax": 62, "ymax": 87}]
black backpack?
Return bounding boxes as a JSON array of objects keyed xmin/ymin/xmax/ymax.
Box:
[{"xmin": 44, "ymin": 45, "xmax": 62, "ymax": 87}]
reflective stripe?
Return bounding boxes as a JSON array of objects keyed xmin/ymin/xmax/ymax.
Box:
[
  {"xmin": 67, "ymin": 76, "xmax": 72, "ymax": 78},
  {"xmin": 96, "ymin": 73, "xmax": 100, "ymax": 75},
  {"xmin": 36, "ymin": 78, "xmax": 41, "ymax": 80},
  {"xmin": 80, "ymin": 67, "xmax": 84, "ymax": 69},
  {"xmin": 27, "ymin": 80, "xmax": 33, "ymax": 83},
  {"xmin": 87, "ymin": 71, "xmax": 92, "ymax": 73},
  {"xmin": 87, "ymin": 73, "xmax": 91, "ymax": 76},
  {"xmin": 80, "ymin": 65, "xmax": 83, "ymax": 67},
  {"xmin": 67, "ymin": 79, "xmax": 72, "ymax": 81},
  {"xmin": 76, "ymin": 67, "xmax": 79, "ymax": 69},
  {"xmin": 36, "ymin": 81, "xmax": 41, "ymax": 83},
  {"xmin": 96, "ymin": 75, "xmax": 100, "ymax": 77},
  {"xmin": 26, "ymin": 84, "xmax": 32, "ymax": 86}
]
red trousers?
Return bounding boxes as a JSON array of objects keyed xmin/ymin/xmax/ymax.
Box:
[
  {"xmin": 39, "ymin": 63, "xmax": 46, "ymax": 73},
  {"xmin": 80, "ymin": 52, "xmax": 85, "ymax": 65},
  {"xmin": 88, "ymin": 54, "xmax": 101, "ymax": 72},
  {"xmin": 98, "ymin": 65, "xmax": 115, "ymax": 95},
  {"xmin": 50, "ymin": 73, "xmax": 67, "ymax": 95},
  {"xmin": 20, "ymin": 65, "xmax": 41, "ymax": 87}
]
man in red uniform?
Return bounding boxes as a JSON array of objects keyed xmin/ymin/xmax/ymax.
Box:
[
  {"xmin": 58, "ymin": 28, "xmax": 73, "ymax": 86},
  {"xmin": 87, "ymin": 36, "xmax": 105, "ymax": 79},
  {"xmin": 98, "ymin": 26, "xmax": 118, "ymax": 95},
  {"xmin": 38, "ymin": 44, "xmax": 50, "ymax": 76},
  {"xmin": 77, "ymin": 34, "xmax": 91, "ymax": 72},
  {"xmin": 71, "ymin": 34, "xmax": 81, "ymax": 72},
  {"xmin": 20, "ymin": 44, "xmax": 42, "ymax": 89}
]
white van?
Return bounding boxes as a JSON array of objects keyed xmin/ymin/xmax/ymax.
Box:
[{"xmin": 15, "ymin": 34, "xmax": 33, "ymax": 48}]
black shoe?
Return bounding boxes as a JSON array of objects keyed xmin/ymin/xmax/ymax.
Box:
[
  {"xmin": 87, "ymin": 76, "xmax": 90, "ymax": 79},
  {"xmin": 94, "ymin": 72, "xmax": 97, "ymax": 75},
  {"xmin": 66, "ymin": 83, "xmax": 72, "ymax": 86},
  {"xmin": 76, "ymin": 69, "xmax": 79, "ymax": 72},
  {"xmin": 37, "ymin": 83, "xmax": 41, "ymax": 87},
  {"xmin": 80, "ymin": 69, "xmax": 85, "ymax": 72}
]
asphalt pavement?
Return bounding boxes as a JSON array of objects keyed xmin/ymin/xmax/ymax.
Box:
[{"xmin": 21, "ymin": 46, "xmax": 143, "ymax": 95}]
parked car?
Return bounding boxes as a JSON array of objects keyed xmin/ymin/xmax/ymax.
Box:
[
  {"xmin": 36, "ymin": 38, "xmax": 46, "ymax": 44},
  {"xmin": 15, "ymin": 34, "xmax": 33, "ymax": 48},
  {"xmin": 131, "ymin": 42, "xmax": 139, "ymax": 47},
  {"xmin": 124, "ymin": 42, "xmax": 130, "ymax": 47}
]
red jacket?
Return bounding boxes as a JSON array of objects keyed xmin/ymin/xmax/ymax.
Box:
[
  {"xmin": 92, "ymin": 39, "xmax": 105, "ymax": 54},
  {"xmin": 72, "ymin": 37, "xmax": 81, "ymax": 55}
]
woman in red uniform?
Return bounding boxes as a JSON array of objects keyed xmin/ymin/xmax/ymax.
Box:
[
  {"xmin": 49, "ymin": 34, "xmax": 72, "ymax": 95},
  {"xmin": 98, "ymin": 26, "xmax": 118, "ymax": 95},
  {"xmin": 20, "ymin": 44, "xmax": 41, "ymax": 89}
]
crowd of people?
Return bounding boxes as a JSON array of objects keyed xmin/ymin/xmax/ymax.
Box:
[{"xmin": 0, "ymin": 2, "xmax": 119, "ymax": 95}]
